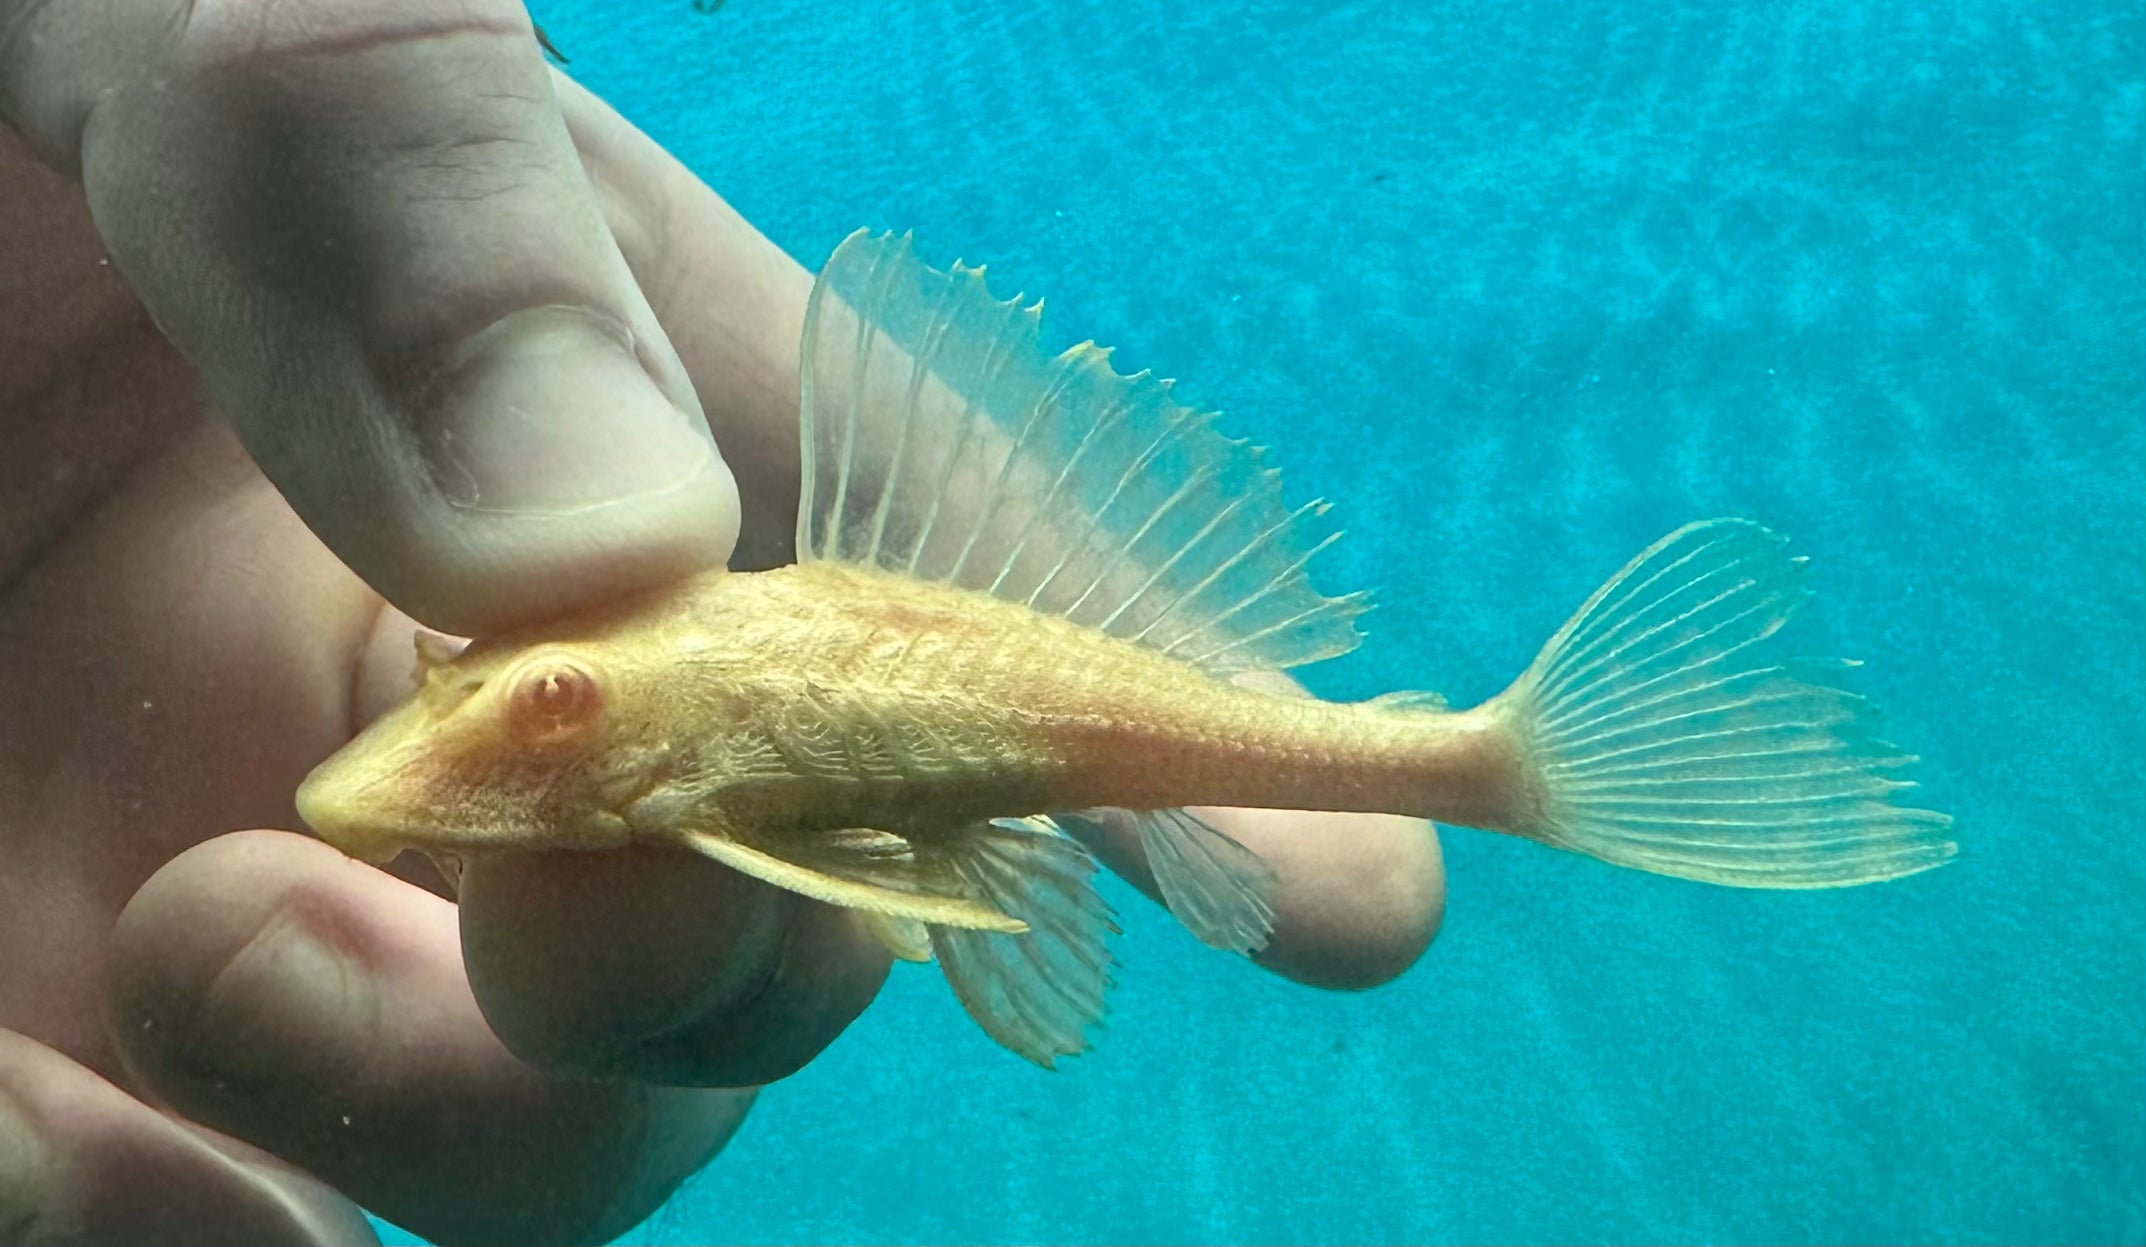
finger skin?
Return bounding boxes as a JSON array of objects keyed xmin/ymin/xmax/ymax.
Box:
[
  {"xmin": 548, "ymin": 73, "xmax": 812, "ymax": 571},
  {"xmin": 0, "ymin": 127, "xmax": 200, "ymax": 584},
  {"xmin": 107, "ymin": 831, "xmax": 757, "ymax": 1247},
  {"xmin": 459, "ymin": 847, "xmax": 893, "ymax": 1088},
  {"xmin": 0, "ymin": 1029, "xmax": 376, "ymax": 1247},
  {"xmin": 3, "ymin": 0, "xmax": 740, "ymax": 634}
]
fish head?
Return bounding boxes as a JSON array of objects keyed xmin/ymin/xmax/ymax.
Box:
[{"xmin": 297, "ymin": 626, "xmax": 658, "ymax": 865}]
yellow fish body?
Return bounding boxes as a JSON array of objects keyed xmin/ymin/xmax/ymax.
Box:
[{"xmin": 298, "ymin": 231, "xmax": 1955, "ymax": 1066}]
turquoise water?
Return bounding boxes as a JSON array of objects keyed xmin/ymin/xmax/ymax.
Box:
[{"xmin": 397, "ymin": 2, "xmax": 2141, "ymax": 1241}]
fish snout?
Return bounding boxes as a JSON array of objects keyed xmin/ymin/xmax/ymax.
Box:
[{"xmin": 295, "ymin": 742, "xmax": 419, "ymax": 865}]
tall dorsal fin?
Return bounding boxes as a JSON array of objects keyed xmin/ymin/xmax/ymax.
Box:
[{"xmin": 797, "ymin": 229, "xmax": 1368, "ymax": 675}]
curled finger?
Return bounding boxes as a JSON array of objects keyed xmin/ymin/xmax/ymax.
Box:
[
  {"xmin": 0, "ymin": 1029, "xmax": 373, "ymax": 1246},
  {"xmin": 107, "ymin": 830, "xmax": 758, "ymax": 1246}
]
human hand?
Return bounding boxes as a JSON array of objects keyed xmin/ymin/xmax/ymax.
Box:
[
  {"xmin": 1, "ymin": 5, "xmax": 861, "ymax": 1242},
  {"xmin": 0, "ymin": 3, "xmax": 1443, "ymax": 1243}
]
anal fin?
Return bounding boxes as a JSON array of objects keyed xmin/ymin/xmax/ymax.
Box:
[{"xmin": 1062, "ymin": 806, "xmax": 1279, "ymax": 956}]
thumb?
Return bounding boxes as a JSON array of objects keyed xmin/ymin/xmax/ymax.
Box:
[{"xmin": 1, "ymin": 1, "xmax": 737, "ymax": 633}]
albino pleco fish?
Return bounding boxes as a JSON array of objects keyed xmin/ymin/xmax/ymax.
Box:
[{"xmin": 297, "ymin": 230, "xmax": 1956, "ymax": 1068}]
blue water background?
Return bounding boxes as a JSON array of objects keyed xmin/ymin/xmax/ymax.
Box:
[{"xmin": 396, "ymin": 1, "xmax": 2142, "ymax": 1241}]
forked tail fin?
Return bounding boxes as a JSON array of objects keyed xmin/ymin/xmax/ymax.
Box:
[{"xmin": 1489, "ymin": 520, "xmax": 1955, "ymax": 887}]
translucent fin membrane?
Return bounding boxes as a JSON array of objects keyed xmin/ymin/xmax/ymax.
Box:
[
  {"xmin": 864, "ymin": 913, "xmax": 933, "ymax": 963},
  {"xmin": 932, "ymin": 817, "xmax": 1119, "ymax": 1068},
  {"xmin": 1060, "ymin": 806, "xmax": 1278, "ymax": 955},
  {"xmin": 1138, "ymin": 808, "xmax": 1278, "ymax": 955},
  {"xmin": 1499, "ymin": 520, "xmax": 1956, "ymax": 888},
  {"xmin": 798, "ymin": 229, "xmax": 1367, "ymax": 674}
]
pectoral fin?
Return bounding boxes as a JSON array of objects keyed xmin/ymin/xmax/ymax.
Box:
[
  {"xmin": 864, "ymin": 913, "xmax": 934, "ymax": 963},
  {"xmin": 670, "ymin": 826, "xmax": 1027, "ymax": 933}
]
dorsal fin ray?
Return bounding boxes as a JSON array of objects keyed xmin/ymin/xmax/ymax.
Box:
[{"xmin": 798, "ymin": 229, "xmax": 1367, "ymax": 674}]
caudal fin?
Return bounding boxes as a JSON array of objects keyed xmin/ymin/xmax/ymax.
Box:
[{"xmin": 1490, "ymin": 520, "xmax": 1955, "ymax": 888}]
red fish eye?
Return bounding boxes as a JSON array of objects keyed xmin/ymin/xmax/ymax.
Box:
[{"xmin": 509, "ymin": 660, "xmax": 603, "ymax": 742}]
